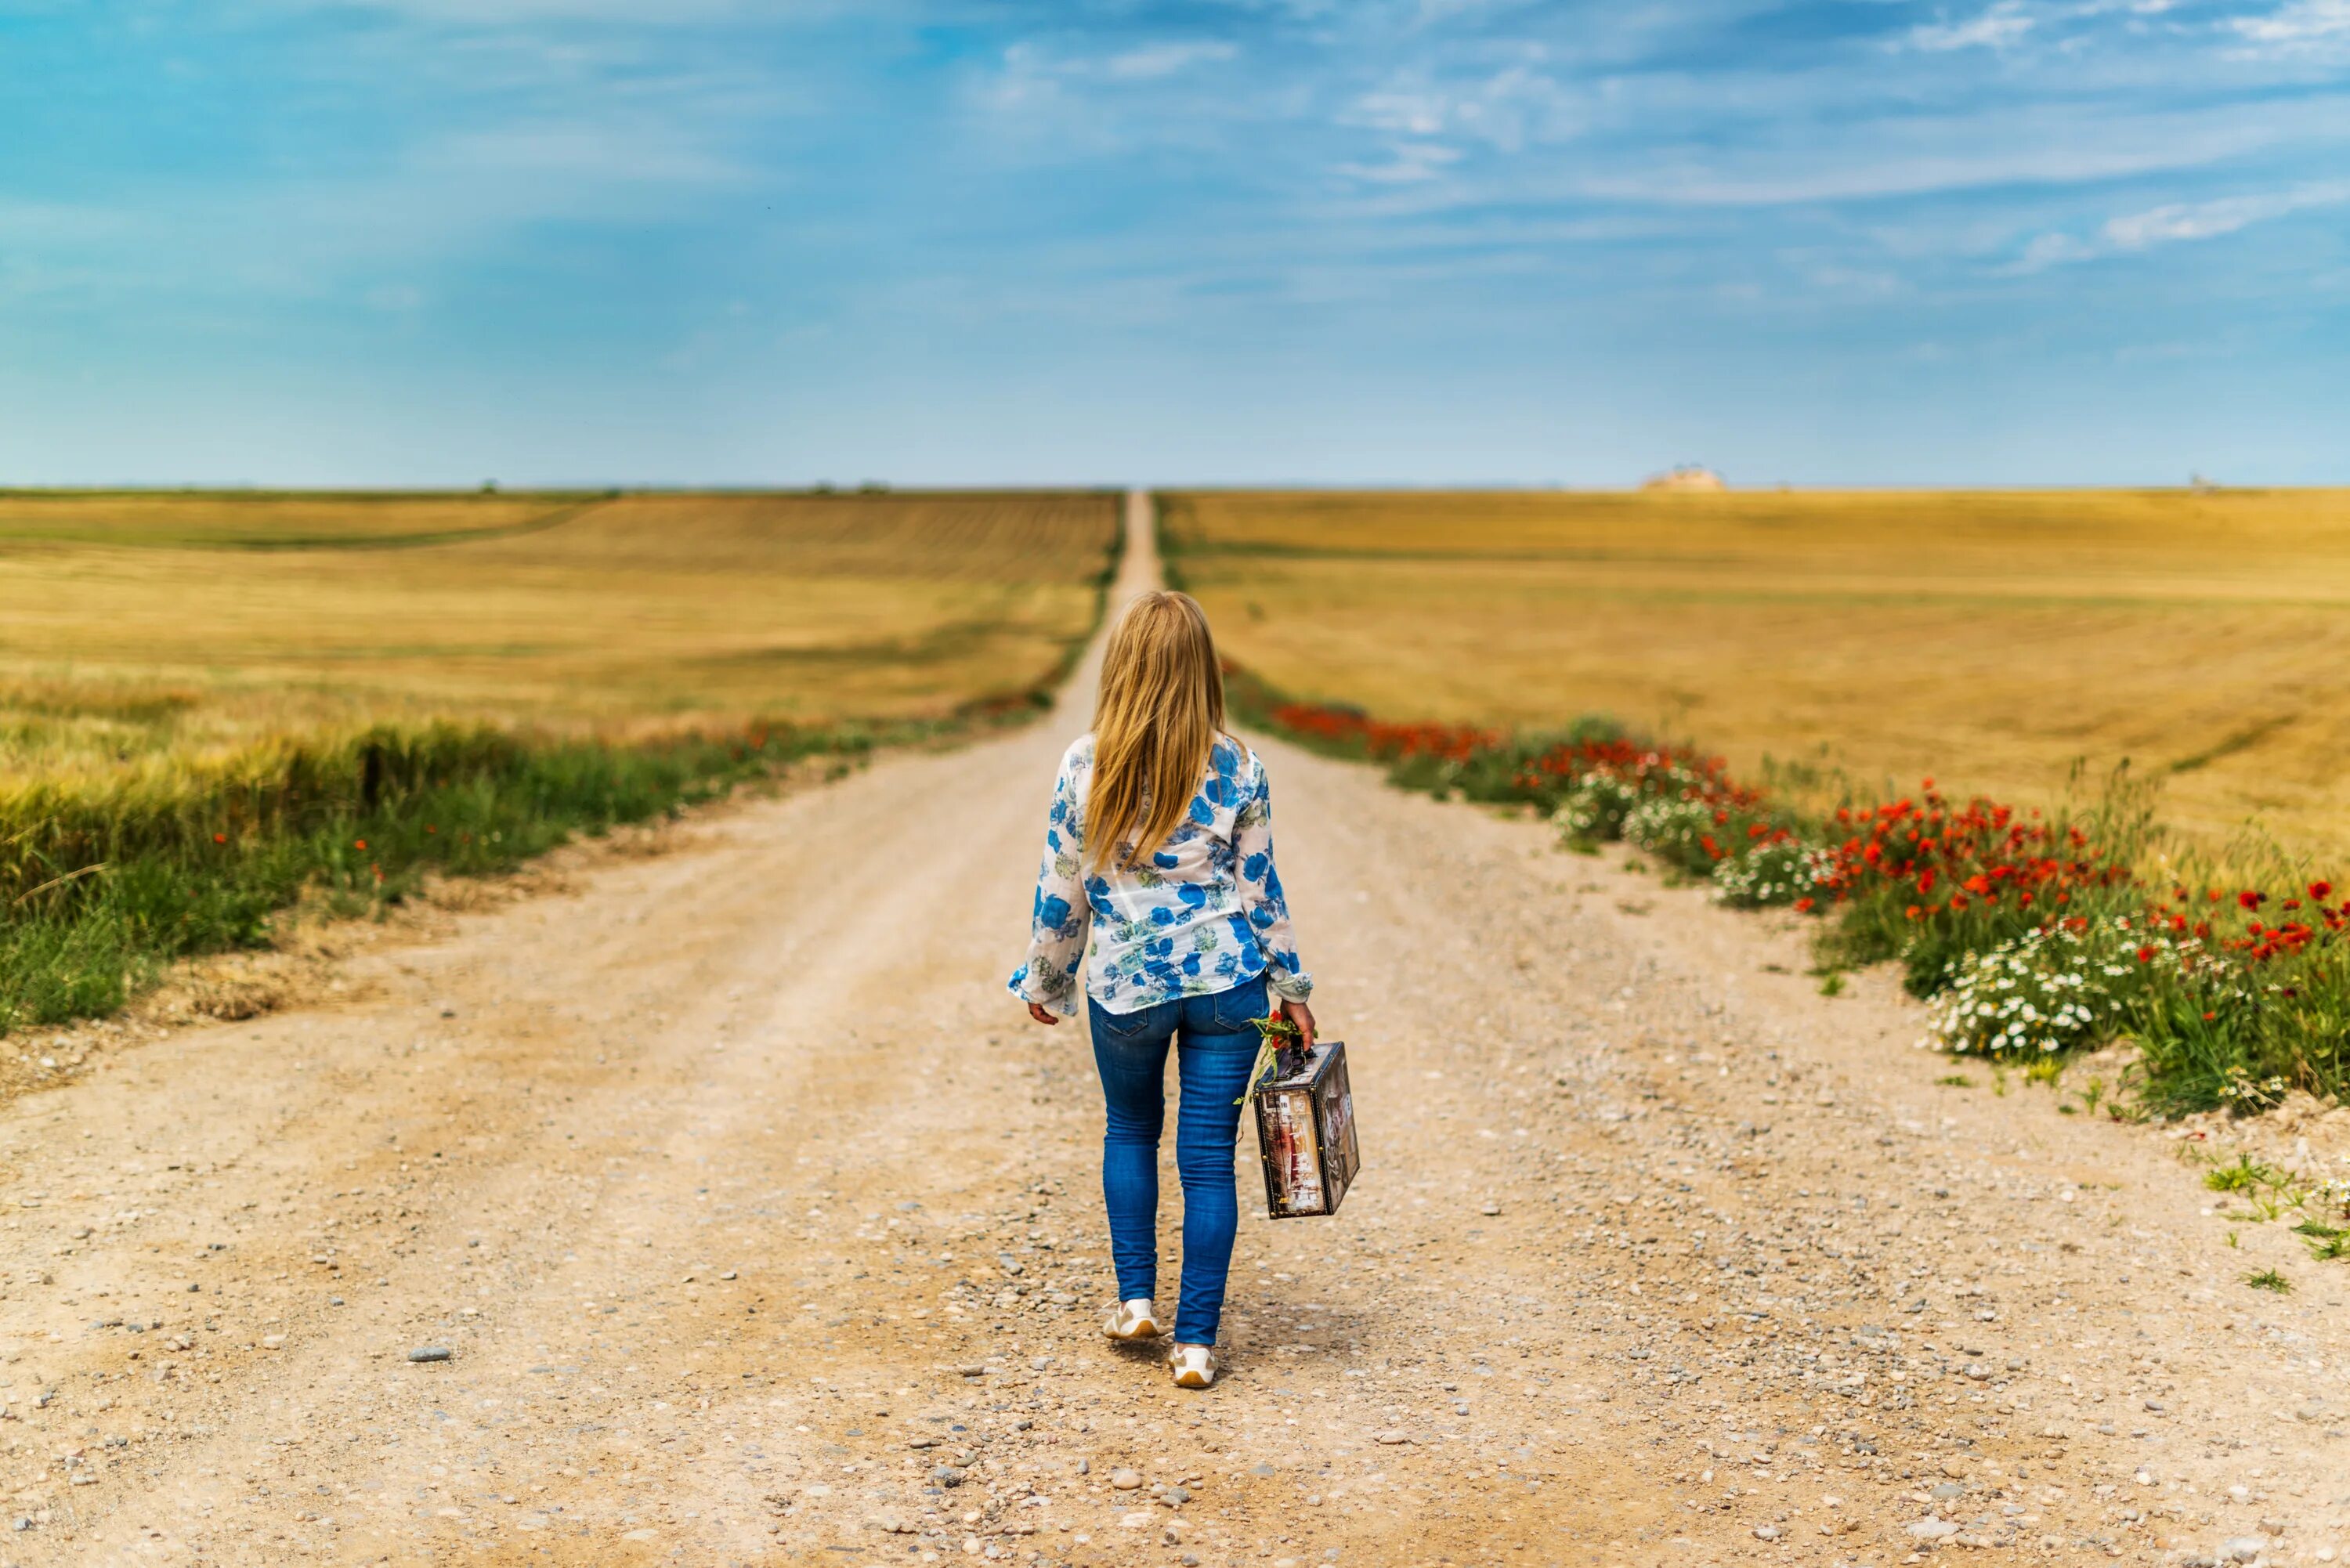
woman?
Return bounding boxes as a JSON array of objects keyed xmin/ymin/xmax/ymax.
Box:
[{"xmin": 1008, "ymin": 590, "xmax": 1316, "ymax": 1391}]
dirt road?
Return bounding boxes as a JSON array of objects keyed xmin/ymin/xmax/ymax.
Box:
[{"xmin": 2, "ymin": 493, "xmax": 2346, "ymax": 1568}]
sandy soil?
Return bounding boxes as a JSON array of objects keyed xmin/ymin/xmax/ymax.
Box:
[{"xmin": 2, "ymin": 493, "xmax": 2345, "ymax": 1568}]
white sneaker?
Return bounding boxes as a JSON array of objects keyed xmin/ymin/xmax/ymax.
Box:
[
  {"xmin": 1168, "ymin": 1342, "xmax": 1217, "ymax": 1389},
  {"xmin": 1104, "ymin": 1299, "xmax": 1162, "ymax": 1341}
]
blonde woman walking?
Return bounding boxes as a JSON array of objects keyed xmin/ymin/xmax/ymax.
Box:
[{"xmin": 1009, "ymin": 591, "xmax": 1316, "ymax": 1390}]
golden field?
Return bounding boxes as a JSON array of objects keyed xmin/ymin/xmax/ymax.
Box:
[
  {"xmin": 1164, "ymin": 488, "xmax": 2350, "ymax": 862},
  {"xmin": 0, "ymin": 490, "xmax": 1119, "ymax": 782}
]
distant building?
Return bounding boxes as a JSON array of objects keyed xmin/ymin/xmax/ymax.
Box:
[{"xmin": 1643, "ymin": 464, "xmax": 1725, "ymax": 492}]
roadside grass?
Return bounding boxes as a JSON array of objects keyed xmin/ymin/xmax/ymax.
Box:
[
  {"xmin": 1218, "ymin": 656, "xmax": 2349, "ymax": 1118},
  {"xmin": 0, "ymin": 490, "xmax": 1120, "ymax": 1032}
]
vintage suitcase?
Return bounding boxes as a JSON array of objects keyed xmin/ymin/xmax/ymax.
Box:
[{"xmin": 1252, "ymin": 1039, "xmax": 1359, "ymax": 1219}]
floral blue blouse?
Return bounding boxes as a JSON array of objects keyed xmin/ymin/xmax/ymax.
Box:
[{"xmin": 1009, "ymin": 733, "xmax": 1312, "ymax": 1017}]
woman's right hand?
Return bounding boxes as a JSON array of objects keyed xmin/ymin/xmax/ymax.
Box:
[{"xmin": 1281, "ymin": 997, "xmax": 1316, "ymax": 1053}]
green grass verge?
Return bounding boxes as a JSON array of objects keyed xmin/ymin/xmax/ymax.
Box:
[{"xmin": 0, "ymin": 709, "xmax": 1021, "ymax": 1034}]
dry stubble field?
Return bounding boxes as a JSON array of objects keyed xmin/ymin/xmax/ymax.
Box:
[
  {"xmin": 0, "ymin": 489, "xmax": 1121, "ymax": 779},
  {"xmin": 1162, "ymin": 487, "xmax": 2350, "ymax": 862},
  {"xmin": 0, "ymin": 489, "xmax": 1118, "ymax": 1037}
]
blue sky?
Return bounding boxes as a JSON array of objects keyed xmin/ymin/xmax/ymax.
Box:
[{"xmin": 2, "ymin": 0, "xmax": 2345, "ymax": 486}]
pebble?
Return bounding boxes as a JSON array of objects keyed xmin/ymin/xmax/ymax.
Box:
[
  {"xmin": 931, "ymin": 1466, "xmax": 965, "ymax": 1488},
  {"xmin": 1753, "ymin": 1523, "xmax": 1781, "ymax": 1540},
  {"xmin": 1111, "ymin": 1469, "xmax": 1143, "ymax": 1490},
  {"xmin": 407, "ymin": 1346, "xmax": 452, "ymax": 1363},
  {"xmin": 2222, "ymin": 1537, "xmax": 2269, "ymax": 1563}
]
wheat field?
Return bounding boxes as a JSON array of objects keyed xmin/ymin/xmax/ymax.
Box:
[
  {"xmin": 1165, "ymin": 487, "xmax": 2350, "ymax": 863},
  {"xmin": 1, "ymin": 489, "xmax": 1119, "ymax": 782}
]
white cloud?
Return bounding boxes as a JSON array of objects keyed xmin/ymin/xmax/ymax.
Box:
[
  {"xmin": 1904, "ymin": 1, "xmax": 2039, "ymax": 50},
  {"xmin": 1352, "ymin": 89, "xmax": 1450, "ymax": 138},
  {"xmin": 2227, "ymin": 0, "xmax": 2350, "ymax": 56},
  {"xmin": 2015, "ymin": 230, "xmax": 2093, "ymax": 269},
  {"xmin": 2103, "ymin": 182, "xmax": 2349, "ymax": 245},
  {"xmin": 1342, "ymin": 63, "xmax": 1580, "ymax": 155},
  {"xmin": 977, "ymin": 36, "xmax": 1241, "ymax": 119},
  {"xmin": 2010, "ymin": 181, "xmax": 2350, "ymax": 269},
  {"xmin": 1103, "ymin": 41, "xmax": 1238, "ymax": 80}
]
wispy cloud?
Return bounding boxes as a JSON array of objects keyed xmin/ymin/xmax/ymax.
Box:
[
  {"xmin": 1343, "ymin": 63, "xmax": 1580, "ymax": 155},
  {"xmin": 1103, "ymin": 41, "xmax": 1238, "ymax": 81},
  {"xmin": 2227, "ymin": 0, "xmax": 2350, "ymax": 56},
  {"xmin": 2012, "ymin": 180, "xmax": 2350, "ymax": 268},
  {"xmin": 1902, "ymin": 1, "xmax": 2038, "ymax": 52}
]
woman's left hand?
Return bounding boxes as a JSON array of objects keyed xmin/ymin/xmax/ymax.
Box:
[{"xmin": 1025, "ymin": 1002, "xmax": 1059, "ymax": 1026}]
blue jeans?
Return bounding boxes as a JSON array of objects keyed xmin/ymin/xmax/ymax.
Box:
[{"xmin": 1088, "ymin": 974, "xmax": 1268, "ymax": 1346}]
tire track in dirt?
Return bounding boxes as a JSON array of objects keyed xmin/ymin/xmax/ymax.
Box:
[{"xmin": 0, "ymin": 493, "xmax": 2342, "ymax": 1567}]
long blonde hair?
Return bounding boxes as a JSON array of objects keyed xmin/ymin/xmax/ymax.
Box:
[{"xmin": 1086, "ymin": 590, "xmax": 1227, "ymax": 875}]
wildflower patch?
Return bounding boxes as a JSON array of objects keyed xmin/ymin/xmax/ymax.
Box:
[{"xmin": 1233, "ymin": 666, "xmax": 2350, "ymax": 1115}]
